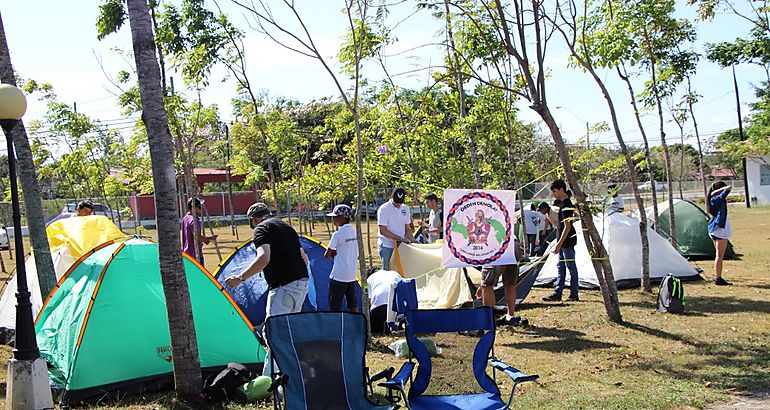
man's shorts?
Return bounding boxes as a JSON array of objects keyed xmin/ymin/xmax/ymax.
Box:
[{"xmin": 481, "ymin": 264, "xmax": 519, "ymax": 287}]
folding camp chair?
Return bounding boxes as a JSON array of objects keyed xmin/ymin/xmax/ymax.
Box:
[
  {"xmin": 265, "ymin": 312, "xmax": 398, "ymax": 410},
  {"xmin": 387, "ymin": 278, "xmax": 418, "ymax": 332},
  {"xmin": 380, "ymin": 307, "xmax": 538, "ymax": 409}
]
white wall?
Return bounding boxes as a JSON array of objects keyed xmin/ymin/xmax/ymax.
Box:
[{"xmin": 747, "ymin": 156, "xmax": 770, "ymax": 206}]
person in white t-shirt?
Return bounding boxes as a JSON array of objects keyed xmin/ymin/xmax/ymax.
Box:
[
  {"xmin": 324, "ymin": 204, "xmax": 359, "ymax": 312},
  {"xmin": 420, "ymin": 193, "xmax": 443, "ymax": 243},
  {"xmin": 377, "ymin": 188, "xmax": 415, "ymax": 270},
  {"xmin": 366, "ymin": 268, "xmax": 401, "ymax": 334},
  {"xmin": 522, "ymin": 203, "xmax": 543, "ymax": 255},
  {"xmin": 606, "ymin": 184, "xmax": 625, "ymax": 214}
]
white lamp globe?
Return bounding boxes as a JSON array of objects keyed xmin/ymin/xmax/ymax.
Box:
[{"xmin": 0, "ymin": 84, "xmax": 27, "ymax": 120}]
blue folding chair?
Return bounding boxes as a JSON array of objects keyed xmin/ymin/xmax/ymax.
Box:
[
  {"xmin": 265, "ymin": 312, "xmax": 398, "ymax": 410},
  {"xmin": 380, "ymin": 307, "xmax": 538, "ymax": 409},
  {"xmin": 388, "ymin": 278, "xmax": 418, "ymax": 332}
]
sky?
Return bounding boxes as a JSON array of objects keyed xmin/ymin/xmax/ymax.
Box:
[{"xmin": 1, "ymin": 0, "xmax": 767, "ymax": 155}]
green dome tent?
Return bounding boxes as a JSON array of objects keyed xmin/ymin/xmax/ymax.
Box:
[
  {"xmin": 35, "ymin": 238, "xmax": 264, "ymax": 404},
  {"xmin": 648, "ymin": 199, "xmax": 736, "ymax": 260}
]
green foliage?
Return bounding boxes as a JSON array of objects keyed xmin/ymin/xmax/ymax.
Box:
[{"xmin": 96, "ymin": 0, "xmax": 126, "ymax": 40}]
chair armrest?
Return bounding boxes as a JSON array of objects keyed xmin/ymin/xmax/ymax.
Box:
[
  {"xmin": 489, "ymin": 358, "xmax": 539, "ymax": 383},
  {"xmin": 379, "ymin": 362, "xmax": 415, "ymax": 390},
  {"xmin": 370, "ymin": 367, "xmax": 395, "ymax": 383},
  {"xmin": 268, "ymin": 374, "xmax": 289, "ymax": 392}
]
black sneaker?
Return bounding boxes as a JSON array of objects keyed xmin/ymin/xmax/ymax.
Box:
[
  {"xmin": 542, "ymin": 294, "xmax": 562, "ymax": 302},
  {"xmin": 714, "ymin": 277, "xmax": 731, "ymax": 286},
  {"xmin": 568, "ymin": 295, "xmax": 579, "ymax": 302}
]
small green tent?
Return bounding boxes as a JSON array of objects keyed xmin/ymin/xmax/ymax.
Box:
[
  {"xmin": 649, "ymin": 199, "xmax": 736, "ymax": 260},
  {"xmin": 35, "ymin": 238, "xmax": 264, "ymax": 404}
]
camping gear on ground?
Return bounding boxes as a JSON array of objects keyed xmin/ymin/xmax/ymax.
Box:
[
  {"xmin": 379, "ymin": 307, "xmax": 538, "ymax": 409},
  {"xmin": 0, "ymin": 215, "xmax": 126, "ymax": 343},
  {"xmin": 388, "ymin": 337, "xmax": 440, "ymax": 358},
  {"xmin": 534, "ymin": 212, "xmax": 702, "ymax": 289},
  {"xmin": 645, "ymin": 199, "xmax": 736, "ymax": 260},
  {"xmin": 214, "ymin": 235, "xmax": 362, "ymax": 327},
  {"xmin": 35, "ymin": 238, "xmax": 264, "ymax": 404},
  {"xmin": 239, "ymin": 376, "xmax": 273, "ymax": 402},
  {"xmin": 265, "ymin": 312, "xmax": 397, "ymax": 410},
  {"xmin": 658, "ymin": 273, "xmax": 686, "ymax": 314},
  {"xmin": 203, "ymin": 362, "xmax": 254, "ymax": 402}
]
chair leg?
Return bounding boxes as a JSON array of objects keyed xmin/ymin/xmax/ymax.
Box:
[{"xmin": 505, "ymin": 382, "xmax": 520, "ymax": 409}]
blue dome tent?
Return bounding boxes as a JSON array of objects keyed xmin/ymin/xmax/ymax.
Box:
[{"xmin": 214, "ymin": 235, "xmax": 362, "ymax": 326}]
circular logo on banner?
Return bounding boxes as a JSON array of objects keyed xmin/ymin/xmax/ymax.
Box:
[{"xmin": 444, "ymin": 191, "xmax": 512, "ymax": 265}]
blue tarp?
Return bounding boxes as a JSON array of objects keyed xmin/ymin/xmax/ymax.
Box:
[{"xmin": 214, "ymin": 235, "xmax": 362, "ymax": 326}]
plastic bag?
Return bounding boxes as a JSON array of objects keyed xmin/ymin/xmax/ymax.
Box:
[{"xmin": 388, "ymin": 337, "xmax": 442, "ymax": 358}]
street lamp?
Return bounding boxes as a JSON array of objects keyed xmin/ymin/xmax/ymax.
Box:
[{"xmin": 0, "ymin": 84, "xmax": 53, "ymax": 409}]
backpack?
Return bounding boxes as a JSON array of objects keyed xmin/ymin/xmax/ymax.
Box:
[
  {"xmin": 658, "ymin": 274, "xmax": 685, "ymax": 313},
  {"xmin": 203, "ymin": 362, "xmax": 254, "ymax": 402}
]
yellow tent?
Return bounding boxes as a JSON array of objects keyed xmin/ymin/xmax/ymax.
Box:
[
  {"xmin": 45, "ymin": 215, "xmax": 127, "ymax": 259},
  {"xmin": 0, "ymin": 215, "xmax": 126, "ymax": 340},
  {"xmin": 392, "ymin": 242, "xmax": 482, "ymax": 309}
]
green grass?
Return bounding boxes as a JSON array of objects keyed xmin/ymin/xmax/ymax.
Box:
[{"xmin": 1, "ymin": 207, "xmax": 768, "ymax": 409}]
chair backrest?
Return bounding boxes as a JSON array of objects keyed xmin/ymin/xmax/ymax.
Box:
[
  {"xmin": 404, "ymin": 308, "xmax": 500, "ymax": 398},
  {"xmin": 265, "ymin": 312, "xmax": 371, "ymax": 410},
  {"xmin": 394, "ymin": 279, "xmax": 418, "ymax": 315}
]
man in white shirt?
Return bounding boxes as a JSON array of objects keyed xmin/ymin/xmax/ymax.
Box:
[
  {"xmin": 606, "ymin": 184, "xmax": 625, "ymax": 214},
  {"xmin": 522, "ymin": 203, "xmax": 543, "ymax": 256},
  {"xmin": 366, "ymin": 268, "xmax": 401, "ymax": 334},
  {"xmin": 420, "ymin": 193, "xmax": 443, "ymax": 243},
  {"xmin": 324, "ymin": 204, "xmax": 359, "ymax": 312},
  {"xmin": 377, "ymin": 188, "xmax": 415, "ymax": 270}
]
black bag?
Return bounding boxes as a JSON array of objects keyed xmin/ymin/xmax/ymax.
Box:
[
  {"xmin": 658, "ymin": 273, "xmax": 685, "ymax": 314},
  {"xmin": 203, "ymin": 362, "xmax": 253, "ymax": 402}
]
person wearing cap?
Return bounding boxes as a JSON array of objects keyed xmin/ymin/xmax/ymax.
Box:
[
  {"xmin": 76, "ymin": 200, "xmax": 94, "ymax": 216},
  {"xmin": 225, "ymin": 202, "xmax": 310, "ymax": 377},
  {"xmin": 420, "ymin": 194, "xmax": 443, "ymax": 243},
  {"xmin": 324, "ymin": 204, "xmax": 359, "ymax": 312},
  {"xmin": 180, "ymin": 197, "xmax": 217, "ymax": 265},
  {"xmin": 606, "ymin": 184, "xmax": 625, "ymax": 214},
  {"xmin": 377, "ymin": 188, "xmax": 415, "ymax": 270}
]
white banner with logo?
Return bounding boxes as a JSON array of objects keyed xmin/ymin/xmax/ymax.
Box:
[{"xmin": 441, "ymin": 189, "xmax": 518, "ymax": 268}]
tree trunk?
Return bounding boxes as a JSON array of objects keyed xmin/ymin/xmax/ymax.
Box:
[
  {"xmin": 444, "ymin": 0, "xmax": 482, "ymax": 189},
  {"xmin": 686, "ymin": 77, "xmax": 708, "ymax": 201},
  {"xmin": 539, "ymin": 107, "xmax": 623, "ymax": 322},
  {"xmin": 125, "ymin": 0, "xmax": 202, "ymax": 397},
  {"xmin": 649, "ymin": 61, "xmax": 677, "ymax": 247},
  {"xmin": 618, "ymin": 65, "xmax": 660, "ymax": 231},
  {"xmin": 581, "ymin": 61, "xmax": 651, "ymax": 292},
  {"xmin": 0, "ymin": 12, "xmax": 57, "ymax": 299}
]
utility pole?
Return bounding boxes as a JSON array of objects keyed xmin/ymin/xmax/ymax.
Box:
[{"xmin": 732, "ymin": 64, "xmax": 751, "ymax": 208}]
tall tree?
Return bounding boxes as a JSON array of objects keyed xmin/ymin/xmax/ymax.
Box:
[
  {"xmin": 0, "ymin": 12, "xmax": 57, "ymax": 300},
  {"xmin": 481, "ymin": 0, "xmax": 622, "ymax": 321},
  {"xmin": 125, "ymin": 0, "xmax": 202, "ymax": 397},
  {"xmin": 444, "ymin": 0, "xmax": 482, "ymax": 189},
  {"xmin": 552, "ymin": 0, "xmax": 653, "ymax": 292},
  {"xmin": 231, "ymin": 0, "xmax": 381, "ymax": 337}
]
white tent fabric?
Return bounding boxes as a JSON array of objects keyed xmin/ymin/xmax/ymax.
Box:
[
  {"xmin": 0, "ymin": 248, "xmax": 75, "ymax": 334},
  {"xmin": 534, "ymin": 212, "xmax": 699, "ymax": 289},
  {"xmin": 392, "ymin": 242, "xmax": 482, "ymax": 308}
]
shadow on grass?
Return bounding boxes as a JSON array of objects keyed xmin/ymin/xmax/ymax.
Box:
[
  {"xmin": 631, "ymin": 341, "xmax": 770, "ymax": 393},
  {"xmin": 619, "ymin": 321, "xmax": 699, "ymax": 347},
  {"xmin": 746, "ymin": 284, "xmax": 770, "ymax": 290},
  {"xmin": 0, "ymin": 382, "xmax": 5, "ymax": 399},
  {"xmin": 502, "ymin": 325, "xmax": 621, "ymax": 353},
  {"xmin": 620, "ymin": 295, "xmax": 770, "ymax": 315}
]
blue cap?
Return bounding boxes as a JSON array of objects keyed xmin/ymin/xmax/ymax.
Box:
[{"xmin": 326, "ymin": 204, "xmax": 353, "ymax": 218}]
